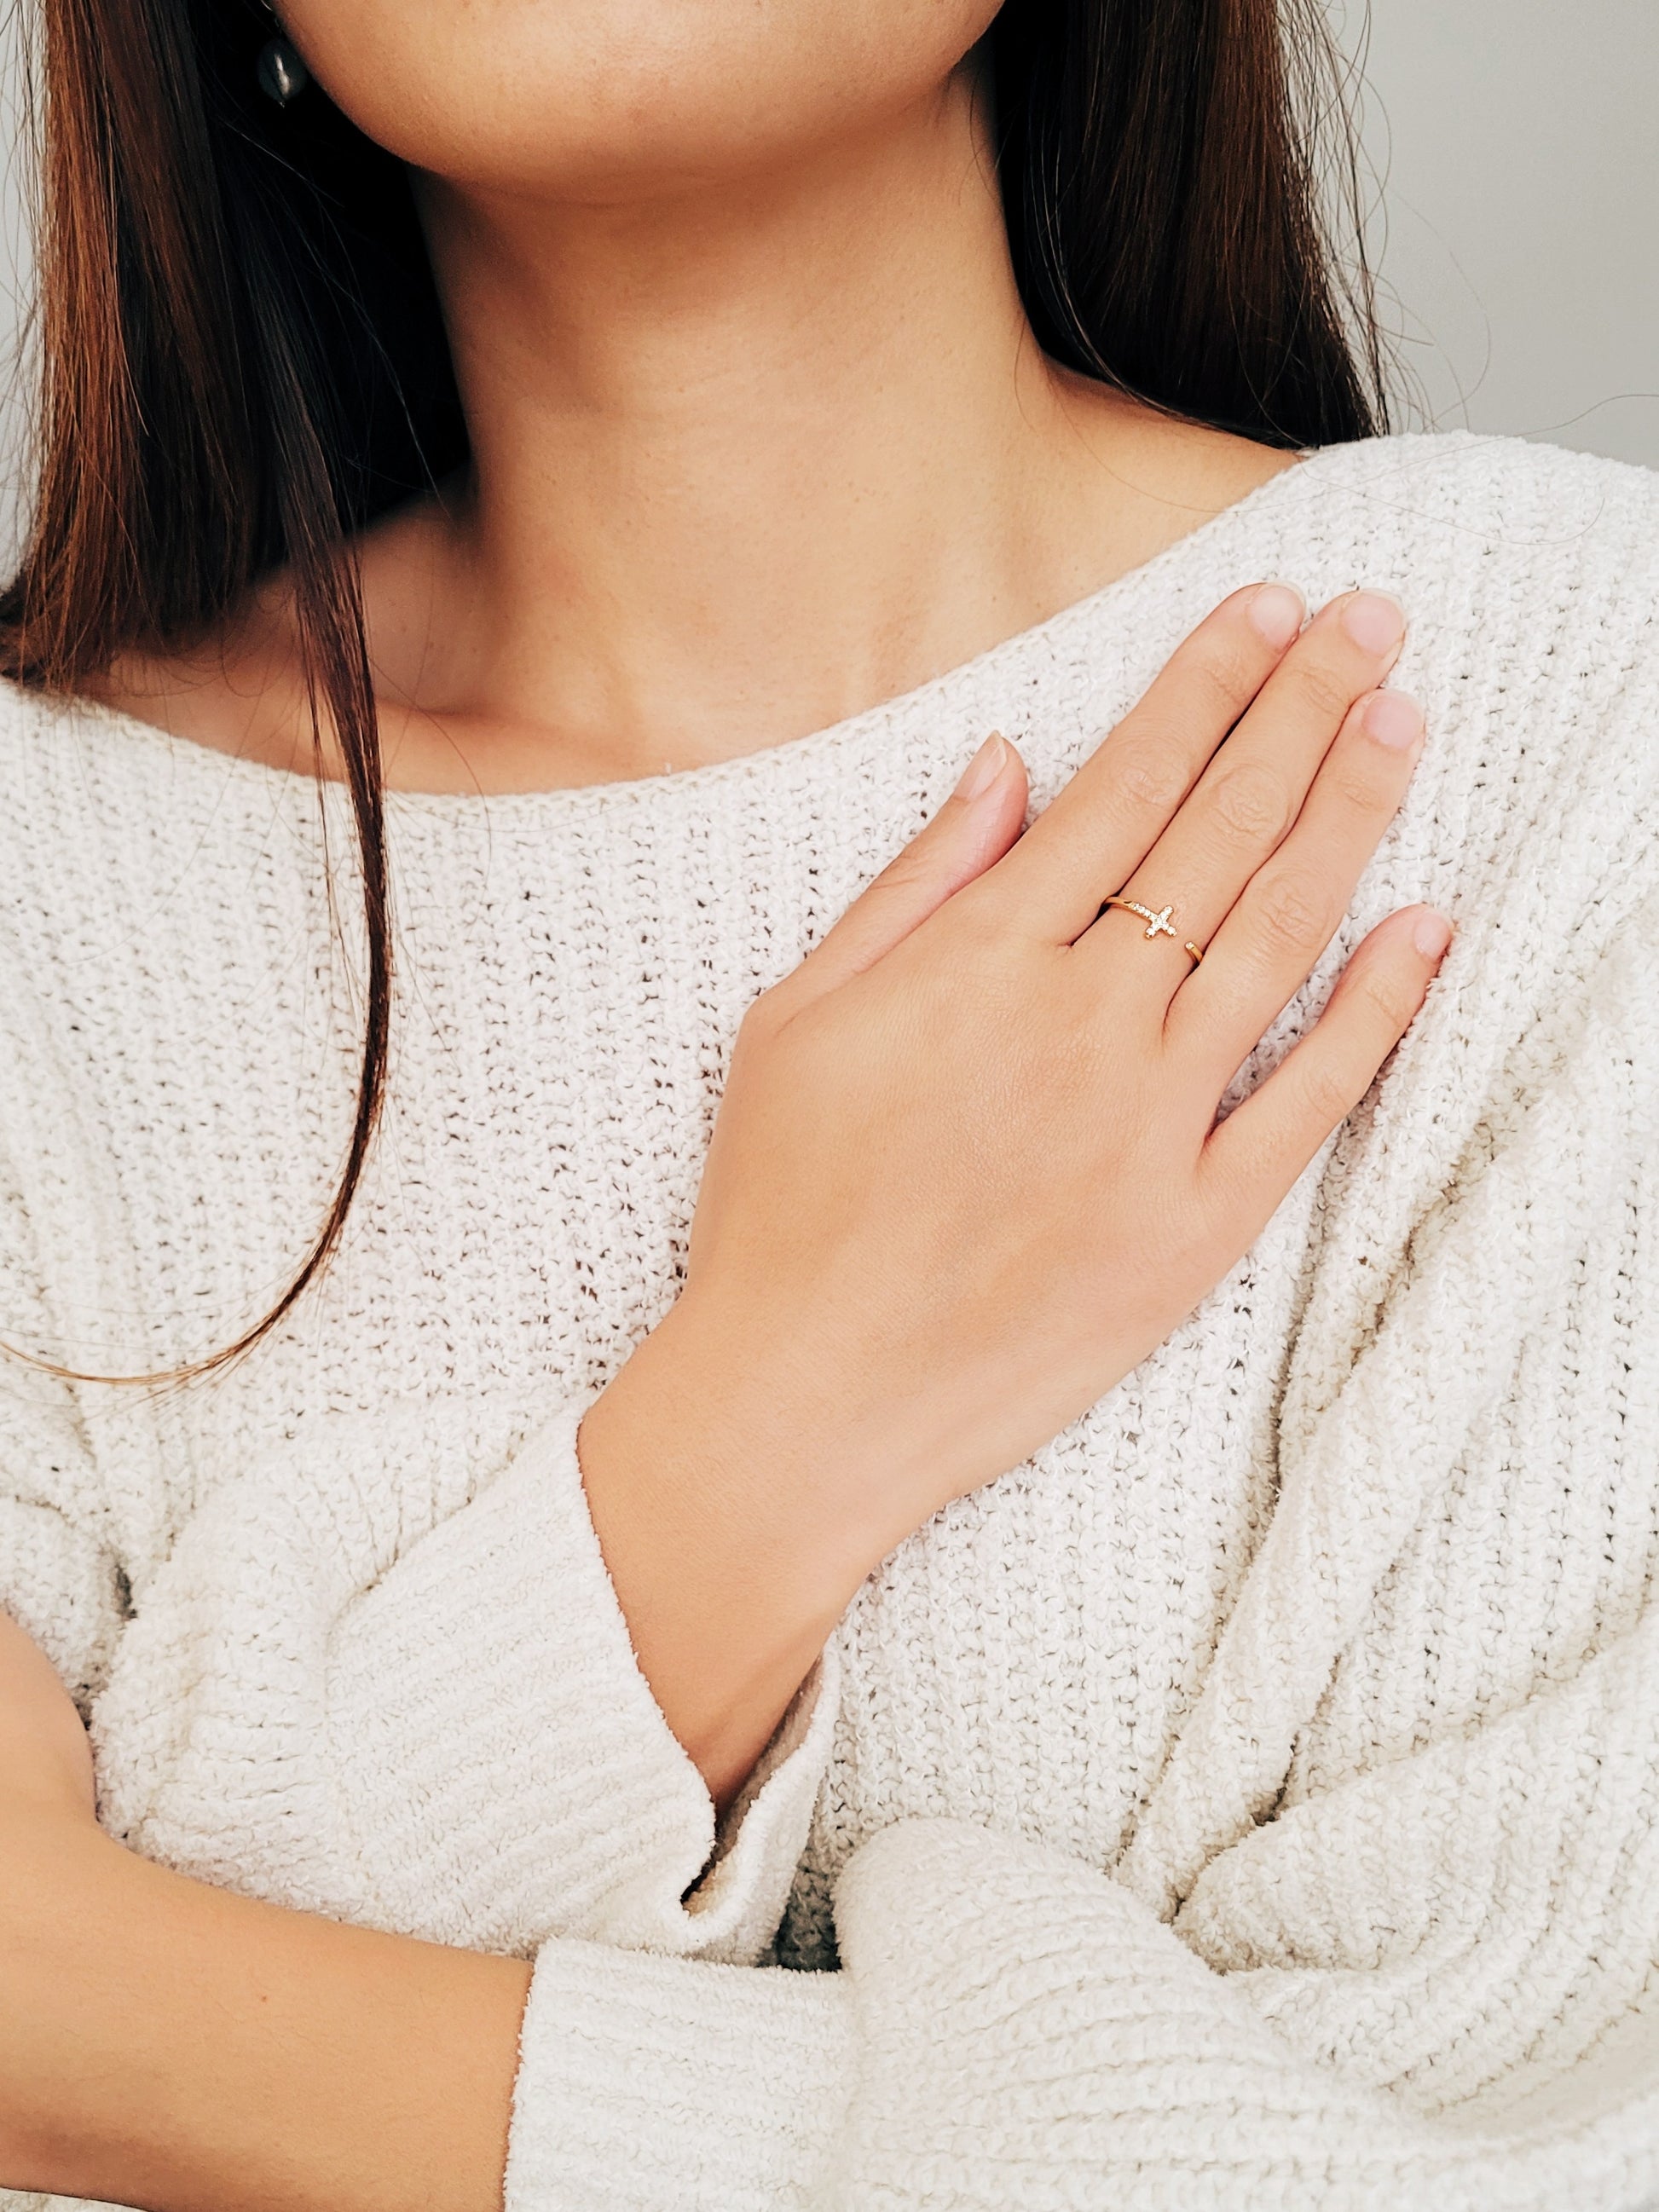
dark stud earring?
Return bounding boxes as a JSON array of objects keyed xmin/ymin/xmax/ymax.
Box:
[{"xmin": 257, "ymin": 37, "xmax": 309, "ymax": 107}]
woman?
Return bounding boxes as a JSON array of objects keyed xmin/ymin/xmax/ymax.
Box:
[{"xmin": 0, "ymin": 0, "xmax": 1656, "ymax": 2203}]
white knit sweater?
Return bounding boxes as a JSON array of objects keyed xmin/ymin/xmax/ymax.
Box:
[{"xmin": 3, "ymin": 430, "xmax": 1659, "ymax": 2212}]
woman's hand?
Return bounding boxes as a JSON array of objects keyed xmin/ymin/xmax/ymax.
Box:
[{"xmin": 581, "ymin": 584, "xmax": 1448, "ymax": 1800}]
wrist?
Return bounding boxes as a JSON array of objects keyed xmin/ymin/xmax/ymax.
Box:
[
  {"xmin": 602, "ymin": 1284, "xmax": 890, "ymax": 1567},
  {"xmin": 579, "ymin": 1288, "xmax": 875, "ymax": 1803}
]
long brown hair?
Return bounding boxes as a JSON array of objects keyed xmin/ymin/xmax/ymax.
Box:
[{"xmin": 0, "ymin": 0, "xmax": 1386, "ymax": 1377}]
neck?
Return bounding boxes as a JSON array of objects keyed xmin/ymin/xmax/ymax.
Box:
[
  {"xmin": 352, "ymin": 61, "xmax": 1280, "ymax": 788},
  {"xmin": 108, "ymin": 59, "xmax": 1291, "ymax": 790}
]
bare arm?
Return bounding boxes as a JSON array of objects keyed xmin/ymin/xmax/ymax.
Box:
[
  {"xmin": 0, "ymin": 1610, "xmax": 519, "ymax": 2211},
  {"xmin": 2, "ymin": 1814, "xmax": 527, "ymax": 2212}
]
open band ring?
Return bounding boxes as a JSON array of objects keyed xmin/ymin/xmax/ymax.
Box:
[{"xmin": 1096, "ymin": 895, "xmax": 1205, "ymax": 968}]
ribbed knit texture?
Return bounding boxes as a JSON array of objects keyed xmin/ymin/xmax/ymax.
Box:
[
  {"xmin": 85, "ymin": 1397, "xmax": 835, "ymax": 1960},
  {"xmin": 3, "ymin": 432, "xmax": 1659, "ymax": 2209}
]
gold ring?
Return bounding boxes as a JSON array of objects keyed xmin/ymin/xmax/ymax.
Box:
[{"xmin": 1097, "ymin": 895, "xmax": 1205, "ymax": 967}]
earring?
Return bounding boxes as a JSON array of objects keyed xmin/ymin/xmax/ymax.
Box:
[{"xmin": 256, "ymin": 34, "xmax": 309, "ymax": 107}]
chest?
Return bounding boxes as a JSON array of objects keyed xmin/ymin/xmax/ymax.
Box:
[{"xmin": 779, "ymin": 1171, "xmax": 1321, "ymax": 1960}]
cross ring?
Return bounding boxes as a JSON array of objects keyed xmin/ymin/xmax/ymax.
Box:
[{"xmin": 1097, "ymin": 895, "xmax": 1205, "ymax": 967}]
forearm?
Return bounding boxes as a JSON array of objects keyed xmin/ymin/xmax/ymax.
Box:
[{"xmin": 0, "ymin": 1812, "xmax": 529, "ymax": 2212}]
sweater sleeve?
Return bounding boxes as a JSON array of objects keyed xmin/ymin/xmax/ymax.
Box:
[
  {"xmin": 506, "ymin": 1937, "xmax": 855, "ymax": 2209},
  {"xmin": 500, "ymin": 1600, "xmax": 1659, "ymax": 2212},
  {"xmin": 0, "ymin": 1455, "xmax": 124, "ymax": 1714},
  {"xmin": 1175, "ymin": 1600, "xmax": 1659, "ymax": 2112},
  {"xmin": 0, "ymin": 1065, "xmax": 831, "ymax": 1965},
  {"xmin": 90, "ymin": 1393, "xmax": 836, "ymax": 1967},
  {"xmin": 495, "ymin": 1587, "xmax": 1659, "ymax": 2212},
  {"xmin": 0, "ymin": 1186, "xmax": 127, "ymax": 1712},
  {"xmin": 808, "ymin": 1805, "xmax": 1659, "ymax": 2212}
]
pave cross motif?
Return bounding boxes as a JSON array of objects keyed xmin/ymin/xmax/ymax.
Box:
[{"xmin": 1141, "ymin": 904, "xmax": 1178, "ymax": 940}]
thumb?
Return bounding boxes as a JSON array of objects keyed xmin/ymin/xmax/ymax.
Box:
[{"xmin": 792, "ymin": 733, "xmax": 1027, "ymax": 998}]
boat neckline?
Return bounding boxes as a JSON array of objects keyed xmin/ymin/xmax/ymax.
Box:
[{"xmin": 46, "ymin": 440, "xmax": 1356, "ymax": 820}]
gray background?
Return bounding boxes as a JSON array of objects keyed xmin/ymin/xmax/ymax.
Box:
[
  {"xmin": 1350, "ymin": 0, "xmax": 1657, "ymax": 468},
  {"xmin": 0, "ymin": 0, "xmax": 1652, "ymax": 565}
]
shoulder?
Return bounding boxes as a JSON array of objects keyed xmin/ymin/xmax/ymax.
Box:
[
  {"xmin": 0, "ymin": 671, "xmax": 215, "ymax": 787},
  {"xmin": 1156, "ymin": 432, "xmax": 1659, "ymax": 768},
  {"xmin": 0, "ymin": 680, "xmax": 329, "ymax": 1048},
  {"xmin": 1301, "ymin": 424, "xmax": 1659, "ymax": 539},
  {"xmin": 0, "ymin": 684, "xmax": 145, "ymax": 944},
  {"xmin": 1296, "ymin": 429, "xmax": 1659, "ymax": 644},
  {"xmin": 0, "ymin": 677, "xmax": 182, "ymax": 840},
  {"xmin": 1312, "ymin": 421, "xmax": 1655, "ymax": 490},
  {"xmin": 1278, "ymin": 435, "xmax": 1659, "ymax": 880},
  {"xmin": 1, "ymin": 684, "xmax": 204, "ymax": 951},
  {"xmin": 0, "ymin": 678, "xmax": 314, "ymax": 879}
]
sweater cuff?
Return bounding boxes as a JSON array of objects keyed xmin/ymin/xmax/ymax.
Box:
[
  {"xmin": 506, "ymin": 1939, "xmax": 853, "ymax": 2211},
  {"xmin": 326, "ymin": 1401, "xmax": 838, "ymax": 1962}
]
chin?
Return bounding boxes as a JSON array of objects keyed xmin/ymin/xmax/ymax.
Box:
[{"xmin": 280, "ymin": 0, "xmax": 1002, "ymax": 198}]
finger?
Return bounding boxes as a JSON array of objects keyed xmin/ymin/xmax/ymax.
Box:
[
  {"xmin": 986, "ymin": 581, "xmax": 1307, "ymax": 940},
  {"xmin": 1170, "ymin": 687, "xmax": 1425, "ymax": 1080},
  {"xmin": 1077, "ymin": 589, "xmax": 1407, "ymax": 990},
  {"xmin": 1199, "ymin": 904, "xmax": 1453, "ymax": 1230},
  {"xmin": 785, "ymin": 732, "xmax": 1029, "ymax": 1002}
]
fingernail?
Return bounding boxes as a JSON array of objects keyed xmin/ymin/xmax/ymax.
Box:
[
  {"xmin": 1247, "ymin": 581, "xmax": 1305, "ymax": 650},
  {"xmin": 1342, "ymin": 591, "xmax": 1408, "ymax": 656},
  {"xmin": 1361, "ymin": 690, "xmax": 1424, "ymax": 749},
  {"xmin": 1413, "ymin": 910, "xmax": 1454, "ymax": 958},
  {"xmin": 954, "ymin": 732, "xmax": 1007, "ymax": 801}
]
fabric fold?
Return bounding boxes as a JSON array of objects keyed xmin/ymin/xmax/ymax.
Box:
[{"xmin": 92, "ymin": 1395, "xmax": 835, "ymax": 1967}]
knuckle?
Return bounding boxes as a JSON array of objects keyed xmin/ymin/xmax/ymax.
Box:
[
  {"xmin": 1304, "ymin": 1054, "xmax": 1363, "ymax": 1127},
  {"xmin": 858, "ymin": 852, "xmax": 940, "ymax": 921},
  {"xmin": 1187, "ymin": 639, "xmax": 1262, "ymax": 719},
  {"xmin": 1292, "ymin": 658, "xmax": 1361, "ymax": 724},
  {"xmin": 1324, "ymin": 751, "xmax": 1391, "ymax": 816},
  {"xmin": 873, "ymin": 843, "xmax": 933, "ymax": 895},
  {"xmin": 1209, "ymin": 759, "xmax": 1293, "ymax": 847},
  {"xmin": 874, "ymin": 850, "xmax": 923, "ymax": 904},
  {"xmin": 1109, "ymin": 736, "xmax": 1190, "ymax": 818},
  {"xmin": 1254, "ymin": 869, "xmax": 1334, "ymax": 956},
  {"xmin": 1355, "ymin": 960, "xmax": 1419, "ymax": 1032}
]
